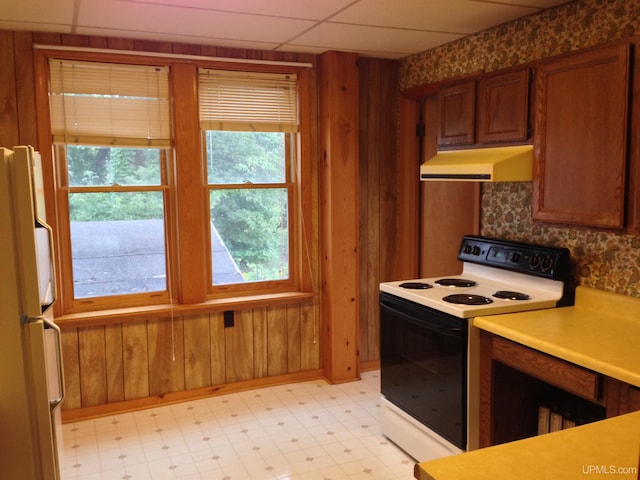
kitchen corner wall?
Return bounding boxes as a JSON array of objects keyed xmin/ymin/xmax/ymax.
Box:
[{"xmin": 399, "ymin": 0, "xmax": 640, "ymax": 298}]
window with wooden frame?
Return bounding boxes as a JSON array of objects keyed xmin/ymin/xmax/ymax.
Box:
[
  {"xmin": 48, "ymin": 59, "xmax": 173, "ymax": 311},
  {"xmin": 43, "ymin": 51, "xmax": 314, "ymax": 315},
  {"xmin": 198, "ymin": 69, "xmax": 299, "ymax": 294}
]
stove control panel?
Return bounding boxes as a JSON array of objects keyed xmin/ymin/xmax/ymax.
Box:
[{"xmin": 458, "ymin": 236, "xmax": 570, "ymax": 280}]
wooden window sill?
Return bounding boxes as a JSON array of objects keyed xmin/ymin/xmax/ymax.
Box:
[{"xmin": 56, "ymin": 291, "xmax": 316, "ymax": 328}]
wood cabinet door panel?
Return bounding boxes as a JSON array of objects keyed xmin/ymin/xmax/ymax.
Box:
[
  {"xmin": 533, "ymin": 44, "xmax": 629, "ymax": 228},
  {"xmin": 437, "ymin": 80, "xmax": 476, "ymax": 146},
  {"xmin": 477, "ymin": 68, "xmax": 530, "ymax": 143}
]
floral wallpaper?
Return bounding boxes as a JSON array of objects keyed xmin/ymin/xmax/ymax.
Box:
[
  {"xmin": 400, "ymin": 0, "xmax": 640, "ymax": 89},
  {"xmin": 481, "ymin": 182, "xmax": 640, "ymax": 297},
  {"xmin": 399, "ymin": 0, "xmax": 640, "ymax": 297}
]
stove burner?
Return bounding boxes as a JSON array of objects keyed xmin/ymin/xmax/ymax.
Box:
[
  {"xmin": 399, "ymin": 282, "xmax": 433, "ymax": 289},
  {"xmin": 435, "ymin": 278, "xmax": 478, "ymax": 288},
  {"xmin": 493, "ymin": 290, "xmax": 531, "ymax": 300},
  {"xmin": 443, "ymin": 294, "xmax": 493, "ymax": 305}
]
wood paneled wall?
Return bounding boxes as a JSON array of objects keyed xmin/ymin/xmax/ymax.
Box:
[
  {"xmin": 358, "ymin": 58, "xmax": 400, "ymax": 363},
  {"xmin": 0, "ymin": 31, "xmax": 39, "ymax": 148},
  {"xmin": 61, "ymin": 301, "xmax": 320, "ymax": 417}
]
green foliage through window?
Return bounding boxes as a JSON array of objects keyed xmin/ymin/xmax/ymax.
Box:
[
  {"xmin": 65, "ymin": 146, "xmax": 167, "ymax": 298},
  {"xmin": 67, "ymin": 146, "xmax": 164, "ymax": 221},
  {"xmin": 205, "ymin": 131, "xmax": 290, "ymax": 284}
]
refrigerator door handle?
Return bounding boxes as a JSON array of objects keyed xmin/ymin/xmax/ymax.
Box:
[
  {"xmin": 40, "ymin": 220, "xmax": 57, "ymax": 309},
  {"xmin": 42, "ymin": 316, "xmax": 65, "ymax": 410}
]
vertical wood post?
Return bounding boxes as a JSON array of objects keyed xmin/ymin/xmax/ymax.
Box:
[
  {"xmin": 319, "ymin": 51, "xmax": 360, "ymax": 383},
  {"xmin": 171, "ymin": 63, "xmax": 208, "ymax": 304}
]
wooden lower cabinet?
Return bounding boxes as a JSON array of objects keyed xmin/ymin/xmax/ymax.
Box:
[{"xmin": 479, "ymin": 331, "xmax": 639, "ymax": 447}]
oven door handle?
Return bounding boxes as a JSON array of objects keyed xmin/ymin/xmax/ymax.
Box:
[{"xmin": 380, "ymin": 300, "xmax": 464, "ymax": 337}]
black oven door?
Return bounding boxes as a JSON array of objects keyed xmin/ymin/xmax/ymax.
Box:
[{"xmin": 380, "ymin": 292, "xmax": 468, "ymax": 450}]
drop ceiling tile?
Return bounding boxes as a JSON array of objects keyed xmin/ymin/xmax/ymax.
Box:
[
  {"xmin": 124, "ymin": 0, "xmax": 356, "ymax": 20},
  {"xmin": 278, "ymin": 42, "xmax": 414, "ymax": 60},
  {"xmin": 291, "ymin": 23, "xmax": 463, "ymax": 57},
  {"xmin": 274, "ymin": 43, "xmax": 332, "ymax": 56},
  {"xmin": 0, "ymin": 0, "xmax": 76, "ymax": 26},
  {"xmin": 78, "ymin": 0, "xmax": 316, "ymax": 43},
  {"xmin": 332, "ymin": 0, "xmax": 543, "ymax": 34},
  {"xmin": 74, "ymin": 25, "xmax": 282, "ymax": 51},
  {"xmin": 0, "ymin": 21, "xmax": 73, "ymax": 34},
  {"xmin": 0, "ymin": 0, "xmax": 578, "ymax": 59}
]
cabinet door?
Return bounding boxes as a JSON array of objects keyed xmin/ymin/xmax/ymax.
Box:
[
  {"xmin": 437, "ymin": 80, "xmax": 475, "ymax": 147},
  {"xmin": 477, "ymin": 68, "xmax": 530, "ymax": 143},
  {"xmin": 533, "ymin": 44, "xmax": 629, "ymax": 228}
]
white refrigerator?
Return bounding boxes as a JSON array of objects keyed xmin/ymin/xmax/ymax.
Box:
[{"xmin": 0, "ymin": 146, "xmax": 64, "ymax": 479}]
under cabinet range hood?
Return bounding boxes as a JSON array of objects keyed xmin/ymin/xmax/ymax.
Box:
[{"xmin": 420, "ymin": 145, "xmax": 533, "ymax": 182}]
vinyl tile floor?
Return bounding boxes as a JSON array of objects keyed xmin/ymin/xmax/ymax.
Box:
[{"xmin": 60, "ymin": 370, "xmax": 416, "ymax": 479}]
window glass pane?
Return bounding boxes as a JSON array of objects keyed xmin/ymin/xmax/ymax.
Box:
[
  {"xmin": 69, "ymin": 192, "xmax": 166, "ymax": 298},
  {"xmin": 205, "ymin": 131, "xmax": 285, "ymax": 185},
  {"xmin": 210, "ymin": 188, "xmax": 288, "ymax": 284},
  {"xmin": 67, "ymin": 145, "xmax": 162, "ymax": 186}
]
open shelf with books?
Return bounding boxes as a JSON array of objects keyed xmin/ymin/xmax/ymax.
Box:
[
  {"xmin": 478, "ymin": 331, "xmax": 638, "ymax": 448},
  {"xmin": 489, "ymin": 361, "xmax": 606, "ymax": 445},
  {"xmin": 536, "ymin": 391, "xmax": 606, "ymax": 435}
]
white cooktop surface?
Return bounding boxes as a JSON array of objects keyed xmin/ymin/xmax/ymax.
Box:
[{"xmin": 380, "ymin": 263, "xmax": 565, "ymax": 318}]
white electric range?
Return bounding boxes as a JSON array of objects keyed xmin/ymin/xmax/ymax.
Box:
[{"xmin": 379, "ymin": 235, "xmax": 571, "ymax": 461}]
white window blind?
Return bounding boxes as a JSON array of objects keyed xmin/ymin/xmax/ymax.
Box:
[
  {"xmin": 199, "ymin": 69, "xmax": 298, "ymax": 133},
  {"xmin": 48, "ymin": 59, "xmax": 171, "ymax": 147}
]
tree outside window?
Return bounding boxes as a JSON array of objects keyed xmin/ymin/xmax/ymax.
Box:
[{"xmin": 206, "ymin": 131, "xmax": 290, "ymax": 284}]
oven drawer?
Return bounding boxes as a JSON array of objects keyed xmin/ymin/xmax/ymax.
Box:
[{"xmin": 491, "ymin": 336, "xmax": 600, "ymax": 402}]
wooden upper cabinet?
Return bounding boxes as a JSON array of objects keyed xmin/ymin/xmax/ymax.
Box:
[
  {"xmin": 437, "ymin": 80, "xmax": 475, "ymax": 147},
  {"xmin": 626, "ymin": 41, "xmax": 640, "ymax": 232},
  {"xmin": 533, "ymin": 44, "xmax": 630, "ymax": 229},
  {"xmin": 437, "ymin": 68, "xmax": 531, "ymax": 148},
  {"xmin": 477, "ymin": 68, "xmax": 530, "ymax": 144}
]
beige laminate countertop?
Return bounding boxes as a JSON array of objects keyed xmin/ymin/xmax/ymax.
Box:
[
  {"xmin": 415, "ymin": 411, "xmax": 640, "ymax": 480},
  {"xmin": 473, "ymin": 285, "xmax": 640, "ymax": 387}
]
